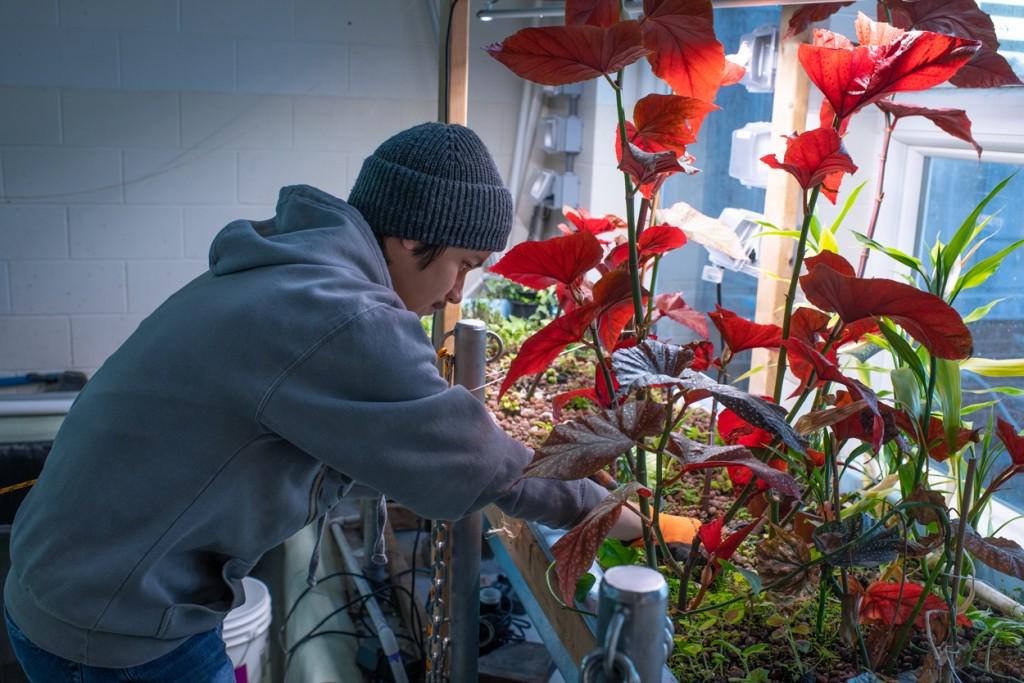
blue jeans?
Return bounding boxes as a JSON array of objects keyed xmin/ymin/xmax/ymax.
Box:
[{"xmin": 4, "ymin": 608, "xmax": 235, "ymax": 683}]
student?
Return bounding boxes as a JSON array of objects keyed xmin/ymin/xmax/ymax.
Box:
[{"xmin": 4, "ymin": 122, "xmax": 697, "ymax": 681}]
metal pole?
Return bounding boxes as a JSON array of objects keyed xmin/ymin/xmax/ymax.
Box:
[
  {"xmin": 448, "ymin": 319, "xmax": 488, "ymax": 682},
  {"xmin": 581, "ymin": 565, "xmax": 673, "ymax": 682},
  {"xmin": 477, "ymin": 0, "xmax": 835, "ymax": 20}
]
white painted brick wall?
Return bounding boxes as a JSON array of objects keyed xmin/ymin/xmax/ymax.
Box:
[{"xmin": 0, "ymin": 0, "xmax": 529, "ymax": 376}]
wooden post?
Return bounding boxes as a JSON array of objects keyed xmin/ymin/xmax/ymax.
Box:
[
  {"xmin": 748, "ymin": 6, "xmax": 811, "ymax": 396},
  {"xmin": 431, "ymin": 0, "xmax": 470, "ymax": 353}
]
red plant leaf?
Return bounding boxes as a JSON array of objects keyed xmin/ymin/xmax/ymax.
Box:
[
  {"xmin": 949, "ymin": 46, "xmax": 1023, "ymax": 87},
  {"xmin": 552, "ymin": 387, "xmax": 599, "ymax": 422},
  {"xmin": 721, "ymin": 59, "xmax": 746, "ymax": 86},
  {"xmin": 486, "ymin": 21, "xmax": 649, "ymax": 86},
  {"xmin": 957, "ymin": 520, "xmax": 1024, "ymax": 581},
  {"xmin": 525, "ymin": 413, "xmax": 634, "ymax": 480},
  {"xmin": 595, "ymin": 360, "xmax": 619, "ymax": 407},
  {"xmin": 632, "ymin": 93, "xmax": 718, "ymax": 156},
  {"xmin": 805, "ymin": 250, "xmax": 856, "ymax": 277},
  {"xmin": 565, "ymin": 0, "xmax": 621, "ymax": 28},
  {"xmin": 717, "ymin": 408, "xmax": 773, "ymax": 449},
  {"xmin": 562, "ymin": 206, "xmax": 626, "ymax": 237},
  {"xmin": 876, "ymin": 100, "xmax": 981, "ymax": 156},
  {"xmin": 639, "ymin": 224, "xmax": 688, "ymax": 256},
  {"xmin": 499, "ymin": 304, "xmax": 599, "ymax": 398},
  {"xmin": 885, "ymin": 0, "xmax": 998, "ymax": 49},
  {"xmin": 673, "ymin": 425, "xmax": 799, "ymax": 496},
  {"xmin": 687, "ymin": 339, "xmax": 714, "ymax": 371},
  {"xmin": 490, "ymin": 231, "xmax": 603, "ymax": 289},
  {"xmin": 592, "ymin": 269, "xmax": 640, "ymax": 350},
  {"xmin": 640, "ymin": 0, "xmax": 725, "ymax": 103},
  {"xmin": 696, "ymin": 514, "xmax": 759, "ymax": 563},
  {"xmin": 996, "ymin": 418, "xmax": 1024, "ymax": 467},
  {"xmin": 551, "ymin": 482, "xmax": 649, "ymax": 605},
  {"xmin": 860, "ymin": 581, "xmax": 971, "ymax": 629},
  {"xmin": 787, "ymin": 3, "xmax": 855, "ymax": 38},
  {"xmin": 799, "ymin": 262, "xmax": 973, "ymax": 360},
  {"xmin": 785, "ymin": 337, "xmax": 884, "ymax": 450},
  {"xmin": 760, "ymin": 128, "xmax": 857, "ymax": 203},
  {"xmin": 790, "ymin": 306, "xmax": 832, "ymax": 345},
  {"xmin": 598, "ymin": 299, "xmax": 636, "ymax": 351},
  {"xmin": 708, "ymin": 305, "xmax": 783, "ymax": 354},
  {"xmin": 892, "ymin": 411, "xmax": 979, "ymax": 462},
  {"xmin": 653, "ymin": 292, "xmax": 708, "ymax": 338},
  {"xmin": 617, "ymin": 139, "xmax": 693, "ymax": 199},
  {"xmin": 798, "ymin": 16, "xmax": 980, "ymax": 123}
]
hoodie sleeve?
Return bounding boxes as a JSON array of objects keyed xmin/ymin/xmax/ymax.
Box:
[{"xmin": 258, "ymin": 304, "xmax": 607, "ymax": 527}]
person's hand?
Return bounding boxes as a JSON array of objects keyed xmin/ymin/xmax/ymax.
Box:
[{"xmin": 629, "ymin": 513, "xmax": 700, "ymax": 547}]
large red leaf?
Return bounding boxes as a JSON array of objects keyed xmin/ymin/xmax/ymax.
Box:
[
  {"xmin": 876, "ymin": 100, "xmax": 981, "ymax": 156},
  {"xmin": 486, "ymin": 21, "xmax": 649, "ymax": 86},
  {"xmin": 632, "ymin": 93, "xmax": 718, "ymax": 156},
  {"xmin": 860, "ymin": 581, "xmax": 971, "ymax": 629},
  {"xmin": 551, "ymin": 482, "xmax": 650, "ymax": 605},
  {"xmin": 798, "ymin": 17, "xmax": 980, "ymax": 123},
  {"xmin": 790, "ymin": 306, "xmax": 832, "ymax": 345},
  {"xmin": 885, "ymin": 0, "xmax": 998, "ymax": 49},
  {"xmin": 565, "ymin": 0, "xmax": 621, "ymax": 28},
  {"xmin": 949, "ymin": 47, "xmax": 1023, "ymax": 88},
  {"xmin": 760, "ymin": 127, "xmax": 857, "ymax": 203},
  {"xmin": 499, "ymin": 304, "xmax": 599, "ymax": 398},
  {"xmin": 592, "ymin": 269, "xmax": 638, "ymax": 350},
  {"xmin": 708, "ymin": 305, "xmax": 783, "ymax": 354},
  {"xmin": 787, "ymin": 3, "xmax": 855, "ymax": 38},
  {"xmin": 893, "ymin": 411, "xmax": 979, "ymax": 462},
  {"xmin": 805, "ymin": 250, "xmax": 856, "ymax": 276},
  {"xmin": 489, "ymin": 231, "xmax": 603, "ymax": 290},
  {"xmin": 653, "ymin": 292, "xmax": 708, "ymax": 338},
  {"xmin": 640, "ymin": 0, "xmax": 725, "ymax": 103},
  {"xmin": 799, "ymin": 262, "xmax": 973, "ymax": 360},
  {"xmin": 605, "ymin": 224, "xmax": 688, "ymax": 267}
]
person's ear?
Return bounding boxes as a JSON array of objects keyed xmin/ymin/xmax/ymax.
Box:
[{"xmin": 399, "ymin": 238, "xmax": 419, "ymax": 253}]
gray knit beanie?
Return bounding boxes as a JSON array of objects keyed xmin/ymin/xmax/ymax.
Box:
[{"xmin": 348, "ymin": 122, "xmax": 514, "ymax": 252}]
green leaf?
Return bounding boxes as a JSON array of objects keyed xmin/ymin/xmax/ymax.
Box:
[
  {"xmin": 964, "ymin": 386, "xmax": 1024, "ymax": 396},
  {"xmin": 742, "ymin": 643, "xmax": 770, "ymax": 658},
  {"xmin": 573, "ymin": 572, "xmax": 596, "ymax": 603},
  {"xmin": 963, "ymin": 298, "xmax": 1006, "ymax": 324},
  {"xmin": 943, "ymin": 175, "xmax": 1013, "ymax": 277},
  {"xmin": 962, "ymin": 358, "xmax": 1024, "ymax": 377},
  {"xmin": 723, "ymin": 605, "xmax": 746, "ymax": 625},
  {"xmin": 955, "ymin": 238, "xmax": 1024, "ymax": 298},
  {"xmin": 597, "ymin": 538, "xmax": 642, "ymax": 569},
  {"xmin": 719, "ymin": 558, "xmax": 762, "ymax": 597},
  {"xmin": 809, "ymin": 213, "xmax": 822, "ymax": 245},
  {"xmin": 891, "ymin": 367, "xmax": 922, "ymax": 417},
  {"xmin": 818, "ymin": 225, "xmax": 839, "ymax": 254},
  {"xmin": 935, "ymin": 358, "xmax": 962, "ymax": 454},
  {"xmin": 877, "ymin": 320, "xmax": 927, "ymax": 386},
  {"xmin": 753, "ymin": 229, "xmax": 802, "ymax": 240},
  {"xmin": 681, "ymin": 642, "xmax": 704, "ymax": 656},
  {"xmin": 830, "ymin": 180, "xmax": 866, "ymax": 234},
  {"xmin": 961, "ymin": 399, "xmax": 999, "ymax": 415},
  {"xmin": 765, "ymin": 613, "xmax": 787, "ymax": 628},
  {"xmin": 852, "ymin": 231, "xmax": 925, "ymax": 277}
]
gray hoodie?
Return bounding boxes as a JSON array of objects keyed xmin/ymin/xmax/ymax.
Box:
[{"xmin": 4, "ymin": 185, "xmax": 606, "ymax": 668}]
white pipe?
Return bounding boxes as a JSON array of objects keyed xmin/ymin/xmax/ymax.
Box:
[
  {"xmin": 478, "ymin": 0, "xmax": 833, "ymax": 20},
  {"xmin": 329, "ymin": 522, "xmax": 409, "ymax": 683}
]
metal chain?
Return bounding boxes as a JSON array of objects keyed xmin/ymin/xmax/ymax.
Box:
[
  {"xmin": 579, "ymin": 610, "xmax": 641, "ymax": 683},
  {"xmin": 425, "ymin": 519, "xmax": 451, "ymax": 683},
  {"xmin": 424, "ymin": 345, "xmax": 456, "ymax": 683}
]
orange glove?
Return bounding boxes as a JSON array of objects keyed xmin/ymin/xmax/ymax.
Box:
[{"xmin": 630, "ymin": 514, "xmax": 701, "ymax": 547}]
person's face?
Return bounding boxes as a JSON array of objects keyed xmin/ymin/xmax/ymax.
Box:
[{"xmin": 385, "ymin": 238, "xmax": 491, "ymax": 317}]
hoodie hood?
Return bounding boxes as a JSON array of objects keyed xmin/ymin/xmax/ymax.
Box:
[{"xmin": 209, "ymin": 184, "xmax": 391, "ymax": 288}]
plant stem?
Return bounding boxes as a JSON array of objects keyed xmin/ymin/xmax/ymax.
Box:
[
  {"xmin": 856, "ymin": 111, "xmax": 895, "ymax": 278},
  {"xmin": 612, "ymin": 75, "xmax": 645, "ymax": 338},
  {"xmin": 643, "ymin": 255, "xmax": 661, "ymax": 333},
  {"xmin": 773, "ymin": 185, "xmax": 824, "ymax": 404},
  {"xmin": 911, "ymin": 355, "xmax": 939, "ymax": 493},
  {"xmin": 948, "ymin": 455, "xmax": 976, "ymax": 655}
]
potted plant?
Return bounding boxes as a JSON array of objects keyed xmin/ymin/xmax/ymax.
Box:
[{"xmin": 483, "ymin": 1, "xmax": 1024, "ymax": 680}]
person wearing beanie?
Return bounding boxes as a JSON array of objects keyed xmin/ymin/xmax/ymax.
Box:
[{"xmin": 5, "ymin": 121, "xmax": 685, "ymax": 681}]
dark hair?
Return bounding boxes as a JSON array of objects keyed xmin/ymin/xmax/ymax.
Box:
[{"xmin": 371, "ymin": 229, "xmax": 447, "ymax": 270}]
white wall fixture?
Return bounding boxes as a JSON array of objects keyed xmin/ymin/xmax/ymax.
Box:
[
  {"xmin": 541, "ymin": 115, "xmax": 583, "ymax": 154},
  {"xmin": 701, "ymin": 208, "xmax": 762, "ymax": 284},
  {"xmin": 731, "ymin": 24, "xmax": 778, "ymax": 93},
  {"xmin": 728, "ymin": 121, "xmax": 773, "ymax": 189}
]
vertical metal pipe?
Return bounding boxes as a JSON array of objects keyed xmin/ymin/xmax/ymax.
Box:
[
  {"xmin": 449, "ymin": 319, "xmax": 487, "ymax": 682},
  {"xmin": 593, "ymin": 565, "xmax": 672, "ymax": 683}
]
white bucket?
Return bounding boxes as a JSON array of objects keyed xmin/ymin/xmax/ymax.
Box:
[{"xmin": 222, "ymin": 576, "xmax": 272, "ymax": 683}]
